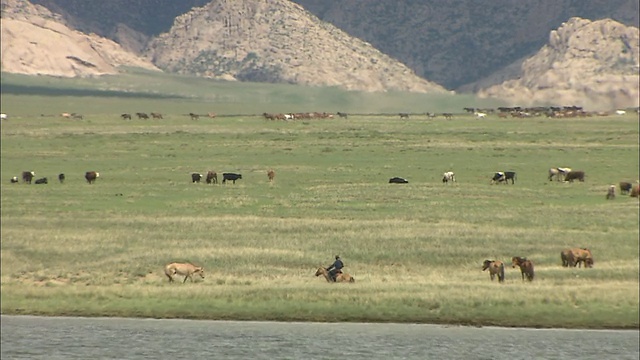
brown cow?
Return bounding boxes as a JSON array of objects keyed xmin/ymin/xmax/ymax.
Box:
[
  {"xmin": 482, "ymin": 260, "xmax": 505, "ymax": 283},
  {"xmin": 564, "ymin": 170, "xmax": 585, "ymax": 182},
  {"xmin": 267, "ymin": 169, "xmax": 275, "ymax": 182},
  {"xmin": 22, "ymin": 171, "xmax": 35, "ymax": 184},
  {"xmin": 511, "ymin": 256, "xmax": 534, "ymax": 281},
  {"xmin": 206, "ymin": 171, "xmax": 218, "ymax": 184},
  {"xmin": 85, "ymin": 171, "xmax": 100, "ymax": 184},
  {"xmin": 631, "ymin": 184, "xmax": 640, "ymax": 198},
  {"xmin": 619, "ymin": 182, "xmax": 632, "ymax": 195}
]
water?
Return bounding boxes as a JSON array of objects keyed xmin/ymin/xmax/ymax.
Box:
[{"xmin": 1, "ymin": 315, "xmax": 638, "ymax": 359}]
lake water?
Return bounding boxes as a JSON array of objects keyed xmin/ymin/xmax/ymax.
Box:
[{"xmin": 1, "ymin": 315, "xmax": 638, "ymax": 359}]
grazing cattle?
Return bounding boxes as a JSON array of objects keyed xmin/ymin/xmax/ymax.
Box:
[
  {"xmin": 491, "ymin": 171, "xmax": 516, "ymax": 184},
  {"xmin": 389, "ymin": 177, "xmax": 409, "ymax": 184},
  {"xmin": 564, "ymin": 170, "xmax": 585, "ymax": 182},
  {"xmin": 606, "ymin": 185, "xmax": 616, "ymax": 200},
  {"xmin": 442, "ymin": 171, "xmax": 456, "ymax": 184},
  {"xmin": 34, "ymin": 177, "xmax": 48, "ymax": 184},
  {"xmin": 337, "ymin": 112, "xmax": 348, "ymax": 119},
  {"xmin": 482, "ymin": 260, "xmax": 505, "ymax": 283},
  {"xmin": 399, "ymin": 113, "xmax": 410, "ymax": 119},
  {"xmin": 164, "ymin": 262, "xmax": 205, "ymax": 283},
  {"xmin": 191, "ymin": 173, "xmax": 203, "ymax": 183},
  {"xmin": 442, "ymin": 113, "xmax": 453, "ymax": 120},
  {"xmin": 619, "ymin": 182, "xmax": 632, "ymax": 195},
  {"xmin": 10, "ymin": 176, "xmax": 19, "ymax": 183},
  {"xmin": 222, "ymin": 173, "xmax": 242, "ymax": 184},
  {"xmin": 22, "ymin": 171, "xmax": 35, "ymax": 184},
  {"xmin": 136, "ymin": 112, "xmax": 149, "ymax": 119},
  {"xmin": 58, "ymin": 173, "xmax": 65, "ymax": 183},
  {"xmin": 557, "ymin": 167, "xmax": 572, "ymax": 182},
  {"xmin": 72, "ymin": 114, "xmax": 84, "ymax": 120},
  {"xmin": 0, "ymin": 113, "xmax": 7, "ymax": 120},
  {"xmin": 121, "ymin": 113, "xmax": 132, "ymax": 120},
  {"xmin": 267, "ymin": 169, "xmax": 275, "ymax": 182},
  {"xmin": 189, "ymin": 113, "xmax": 200, "ymax": 120},
  {"xmin": 85, "ymin": 171, "xmax": 99, "ymax": 184},
  {"xmin": 150, "ymin": 112, "xmax": 163, "ymax": 119},
  {"xmin": 548, "ymin": 168, "xmax": 559, "ymax": 181},
  {"xmin": 511, "ymin": 257, "xmax": 534, "ymax": 281},
  {"xmin": 205, "ymin": 171, "xmax": 217, "ymax": 184},
  {"xmin": 631, "ymin": 184, "xmax": 640, "ymax": 198}
]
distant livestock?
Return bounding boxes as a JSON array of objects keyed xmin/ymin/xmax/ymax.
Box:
[
  {"xmin": 191, "ymin": 173, "xmax": 203, "ymax": 183},
  {"xmin": 606, "ymin": 185, "xmax": 616, "ymax": 200},
  {"xmin": 482, "ymin": 260, "xmax": 505, "ymax": 283},
  {"xmin": 337, "ymin": 112, "xmax": 348, "ymax": 119},
  {"xmin": 389, "ymin": 177, "xmax": 409, "ymax": 184},
  {"xmin": 442, "ymin": 171, "xmax": 456, "ymax": 184},
  {"xmin": 0, "ymin": 113, "xmax": 7, "ymax": 120},
  {"xmin": 491, "ymin": 171, "xmax": 516, "ymax": 184},
  {"xmin": 136, "ymin": 112, "xmax": 149, "ymax": 120},
  {"xmin": 548, "ymin": 167, "xmax": 571, "ymax": 182},
  {"xmin": 22, "ymin": 171, "xmax": 35, "ymax": 184},
  {"xmin": 34, "ymin": 177, "xmax": 48, "ymax": 184},
  {"xmin": 206, "ymin": 171, "xmax": 218, "ymax": 184},
  {"xmin": 564, "ymin": 170, "xmax": 585, "ymax": 183},
  {"xmin": 619, "ymin": 182, "xmax": 632, "ymax": 195},
  {"xmin": 150, "ymin": 112, "xmax": 163, "ymax": 119},
  {"xmin": 58, "ymin": 173, "xmax": 65, "ymax": 183},
  {"xmin": 10, "ymin": 176, "xmax": 19, "ymax": 183},
  {"xmin": 399, "ymin": 113, "xmax": 410, "ymax": 119},
  {"xmin": 222, "ymin": 173, "xmax": 242, "ymax": 184},
  {"xmin": 630, "ymin": 184, "xmax": 640, "ymax": 198},
  {"xmin": 267, "ymin": 169, "xmax": 275, "ymax": 182},
  {"xmin": 189, "ymin": 113, "xmax": 200, "ymax": 120},
  {"xmin": 121, "ymin": 113, "xmax": 132, "ymax": 120},
  {"xmin": 85, "ymin": 171, "xmax": 100, "ymax": 184}
]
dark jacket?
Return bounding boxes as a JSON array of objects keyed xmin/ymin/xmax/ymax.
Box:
[{"xmin": 327, "ymin": 259, "xmax": 344, "ymax": 271}]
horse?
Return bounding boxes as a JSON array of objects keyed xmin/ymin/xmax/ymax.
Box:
[
  {"xmin": 399, "ymin": 113, "xmax": 410, "ymax": 119},
  {"xmin": 511, "ymin": 256, "xmax": 534, "ymax": 281},
  {"xmin": 164, "ymin": 262, "xmax": 205, "ymax": 283},
  {"xmin": 315, "ymin": 267, "xmax": 355, "ymax": 283},
  {"xmin": 136, "ymin": 112, "xmax": 149, "ymax": 119},
  {"xmin": 568, "ymin": 248, "xmax": 594, "ymax": 268},
  {"xmin": 121, "ymin": 113, "xmax": 132, "ymax": 120},
  {"xmin": 150, "ymin": 112, "xmax": 163, "ymax": 119},
  {"xmin": 337, "ymin": 112, "xmax": 348, "ymax": 119},
  {"xmin": 482, "ymin": 260, "xmax": 505, "ymax": 283},
  {"xmin": 189, "ymin": 113, "xmax": 200, "ymax": 120}
]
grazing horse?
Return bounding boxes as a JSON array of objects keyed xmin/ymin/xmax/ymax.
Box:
[
  {"xmin": 442, "ymin": 113, "xmax": 453, "ymax": 120},
  {"xmin": 136, "ymin": 112, "xmax": 149, "ymax": 120},
  {"xmin": 569, "ymin": 248, "xmax": 594, "ymax": 268},
  {"xmin": 150, "ymin": 112, "xmax": 163, "ymax": 119},
  {"xmin": 267, "ymin": 169, "xmax": 275, "ymax": 182},
  {"xmin": 315, "ymin": 267, "xmax": 355, "ymax": 283},
  {"xmin": 121, "ymin": 113, "xmax": 132, "ymax": 120},
  {"xmin": 511, "ymin": 257, "xmax": 534, "ymax": 281},
  {"xmin": 399, "ymin": 113, "xmax": 410, "ymax": 119},
  {"xmin": 189, "ymin": 113, "xmax": 200, "ymax": 120},
  {"xmin": 560, "ymin": 249, "xmax": 572, "ymax": 267},
  {"xmin": 164, "ymin": 262, "xmax": 205, "ymax": 283},
  {"xmin": 337, "ymin": 112, "xmax": 348, "ymax": 119},
  {"xmin": 482, "ymin": 260, "xmax": 505, "ymax": 283}
]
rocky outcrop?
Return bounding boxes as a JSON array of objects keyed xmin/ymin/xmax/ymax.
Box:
[
  {"xmin": 144, "ymin": 0, "xmax": 447, "ymax": 93},
  {"xmin": 0, "ymin": 0, "xmax": 159, "ymax": 77},
  {"xmin": 477, "ymin": 18, "xmax": 639, "ymax": 110}
]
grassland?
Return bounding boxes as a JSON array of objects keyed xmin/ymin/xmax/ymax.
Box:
[{"xmin": 1, "ymin": 73, "xmax": 639, "ymax": 329}]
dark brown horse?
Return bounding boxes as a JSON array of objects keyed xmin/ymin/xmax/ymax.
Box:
[
  {"xmin": 511, "ymin": 256, "xmax": 534, "ymax": 281},
  {"xmin": 482, "ymin": 260, "xmax": 505, "ymax": 283}
]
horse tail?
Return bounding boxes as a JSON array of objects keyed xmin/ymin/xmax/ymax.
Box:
[{"xmin": 349, "ymin": 277, "xmax": 355, "ymax": 283}]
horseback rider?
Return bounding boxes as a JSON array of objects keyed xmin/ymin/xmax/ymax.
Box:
[{"xmin": 326, "ymin": 255, "xmax": 344, "ymax": 282}]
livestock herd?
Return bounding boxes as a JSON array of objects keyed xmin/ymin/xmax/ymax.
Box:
[{"xmin": 11, "ymin": 171, "xmax": 99, "ymax": 185}]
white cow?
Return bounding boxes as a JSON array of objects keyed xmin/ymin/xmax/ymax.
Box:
[
  {"xmin": 0, "ymin": 113, "xmax": 7, "ymax": 120},
  {"xmin": 442, "ymin": 171, "xmax": 456, "ymax": 184}
]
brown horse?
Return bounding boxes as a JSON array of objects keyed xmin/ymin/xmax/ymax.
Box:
[
  {"xmin": 315, "ymin": 267, "xmax": 355, "ymax": 283},
  {"xmin": 511, "ymin": 256, "xmax": 534, "ymax": 281},
  {"xmin": 568, "ymin": 248, "xmax": 594, "ymax": 268},
  {"xmin": 482, "ymin": 260, "xmax": 505, "ymax": 283}
]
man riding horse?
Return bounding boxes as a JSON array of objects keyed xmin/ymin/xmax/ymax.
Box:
[{"xmin": 326, "ymin": 255, "xmax": 344, "ymax": 282}]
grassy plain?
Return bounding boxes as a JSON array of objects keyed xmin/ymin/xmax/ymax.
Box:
[{"xmin": 1, "ymin": 73, "xmax": 639, "ymax": 329}]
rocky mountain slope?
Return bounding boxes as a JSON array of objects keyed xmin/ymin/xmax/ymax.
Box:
[
  {"xmin": 144, "ymin": 0, "xmax": 446, "ymax": 93},
  {"xmin": 0, "ymin": 0, "xmax": 159, "ymax": 77},
  {"xmin": 477, "ymin": 18, "xmax": 639, "ymax": 110}
]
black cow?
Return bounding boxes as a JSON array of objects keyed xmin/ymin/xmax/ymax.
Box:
[
  {"xmin": 564, "ymin": 170, "xmax": 585, "ymax": 183},
  {"xmin": 22, "ymin": 171, "xmax": 35, "ymax": 184},
  {"xmin": 491, "ymin": 171, "xmax": 516, "ymax": 184},
  {"xmin": 337, "ymin": 112, "xmax": 348, "ymax": 119},
  {"xmin": 58, "ymin": 173, "xmax": 65, "ymax": 183},
  {"xmin": 222, "ymin": 173, "xmax": 242, "ymax": 184},
  {"xmin": 191, "ymin": 173, "xmax": 203, "ymax": 183},
  {"xmin": 85, "ymin": 171, "xmax": 100, "ymax": 184},
  {"xmin": 10, "ymin": 176, "xmax": 19, "ymax": 183},
  {"xmin": 389, "ymin": 177, "xmax": 409, "ymax": 184},
  {"xmin": 34, "ymin": 177, "xmax": 48, "ymax": 184},
  {"xmin": 619, "ymin": 182, "xmax": 632, "ymax": 194}
]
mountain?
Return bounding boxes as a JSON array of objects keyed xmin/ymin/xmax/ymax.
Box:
[
  {"xmin": 477, "ymin": 17, "xmax": 639, "ymax": 110},
  {"xmin": 143, "ymin": 0, "xmax": 447, "ymax": 93},
  {"xmin": 0, "ymin": 0, "xmax": 159, "ymax": 77}
]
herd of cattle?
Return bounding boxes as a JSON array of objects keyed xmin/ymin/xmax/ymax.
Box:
[{"xmin": 10, "ymin": 171, "xmax": 99, "ymax": 185}]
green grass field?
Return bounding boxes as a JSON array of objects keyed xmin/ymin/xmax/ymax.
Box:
[{"xmin": 1, "ymin": 73, "xmax": 638, "ymax": 328}]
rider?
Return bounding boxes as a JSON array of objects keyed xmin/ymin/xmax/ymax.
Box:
[{"xmin": 326, "ymin": 255, "xmax": 344, "ymax": 282}]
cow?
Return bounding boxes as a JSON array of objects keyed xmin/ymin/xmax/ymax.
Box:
[
  {"xmin": 205, "ymin": 171, "xmax": 217, "ymax": 184},
  {"xmin": 556, "ymin": 167, "xmax": 572, "ymax": 182},
  {"xmin": 191, "ymin": 173, "xmax": 203, "ymax": 183},
  {"xmin": 58, "ymin": 173, "xmax": 65, "ymax": 183},
  {"xmin": 399, "ymin": 113, "xmax": 410, "ymax": 119},
  {"xmin": 442, "ymin": 171, "xmax": 456, "ymax": 184},
  {"xmin": 0, "ymin": 113, "xmax": 7, "ymax": 120},
  {"xmin": 619, "ymin": 182, "xmax": 632, "ymax": 195},
  {"xmin": 136, "ymin": 112, "xmax": 149, "ymax": 120},
  {"xmin": 389, "ymin": 177, "xmax": 409, "ymax": 184},
  {"xmin": 72, "ymin": 114, "xmax": 84, "ymax": 120},
  {"xmin": 121, "ymin": 113, "xmax": 132, "ymax": 120},
  {"xmin": 222, "ymin": 173, "xmax": 242, "ymax": 184},
  {"xmin": 22, "ymin": 171, "xmax": 35, "ymax": 184},
  {"xmin": 267, "ymin": 169, "xmax": 275, "ymax": 182},
  {"xmin": 34, "ymin": 177, "xmax": 48, "ymax": 184},
  {"xmin": 564, "ymin": 170, "xmax": 585, "ymax": 182},
  {"xmin": 10, "ymin": 176, "xmax": 19, "ymax": 183},
  {"xmin": 548, "ymin": 168, "xmax": 559, "ymax": 181},
  {"xmin": 189, "ymin": 113, "xmax": 200, "ymax": 120},
  {"xmin": 85, "ymin": 171, "xmax": 100, "ymax": 184},
  {"xmin": 337, "ymin": 112, "xmax": 348, "ymax": 119},
  {"xmin": 150, "ymin": 112, "xmax": 163, "ymax": 119},
  {"xmin": 606, "ymin": 185, "xmax": 616, "ymax": 200},
  {"xmin": 491, "ymin": 171, "xmax": 516, "ymax": 184},
  {"xmin": 631, "ymin": 184, "xmax": 640, "ymax": 198}
]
